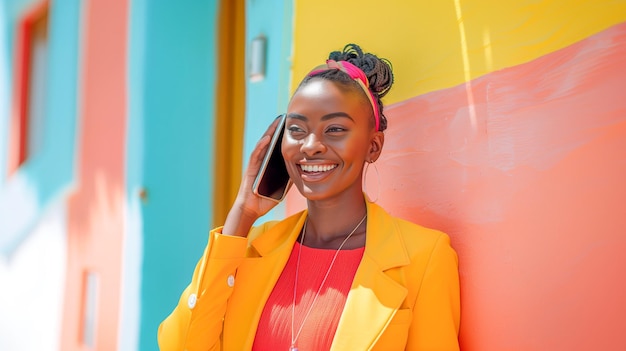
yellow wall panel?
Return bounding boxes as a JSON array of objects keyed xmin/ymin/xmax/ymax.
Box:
[{"xmin": 292, "ymin": 0, "xmax": 626, "ymax": 103}]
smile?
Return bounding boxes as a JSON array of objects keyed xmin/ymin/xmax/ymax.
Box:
[{"xmin": 299, "ymin": 164, "xmax": 337, "ymax": 173}]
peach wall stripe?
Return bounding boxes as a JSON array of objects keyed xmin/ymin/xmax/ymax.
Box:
[
  {"xmin": 61, "ymin": 0, "xmax": 128, "ymax": 350},
  {"xmin": 380, "ymin": 22, "xmax": 625, "ymax": 350}
]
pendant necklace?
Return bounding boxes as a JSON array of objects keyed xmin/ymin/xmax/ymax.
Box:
[{"xmin": 289, "ymin": 214, "xmax": 367, "ymax": 351}]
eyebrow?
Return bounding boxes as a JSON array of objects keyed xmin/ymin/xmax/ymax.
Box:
[{"xmin": 286, "ymin": 112, "xmax": 355, "ymax": 122}]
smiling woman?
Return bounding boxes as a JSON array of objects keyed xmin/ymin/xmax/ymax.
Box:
[
  {"xmin": 282, "ymin": 80, "xmax": 377, "ymax": 206},
  {"xmin": 157, "ymin": 43, "xmax": 460, "ymax": 351}
]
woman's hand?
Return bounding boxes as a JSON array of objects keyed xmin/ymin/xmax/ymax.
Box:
[{"xmin": 222, "ymin": 117, "xmax": 285, "ymax": 237}]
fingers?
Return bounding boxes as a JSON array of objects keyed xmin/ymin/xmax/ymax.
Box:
[
  {"xmin": 262, "ymin": 115, "xmax": 283, "ymax": 139},
  {"xmin": 227, "ymin": 116, "xmax": 285, "ymax": 226},
  {"xmin": 248, "ymin": 135, "xmax": 271, "ymax": 175},
  {"xmin": 247, "ymin": 116, "xmax": 284, "ymax": 175}
]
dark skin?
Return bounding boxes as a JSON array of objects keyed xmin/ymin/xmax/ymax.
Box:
[{"xmin": 223, "ymin": 78, "xmax": 384, "ymax": 250}]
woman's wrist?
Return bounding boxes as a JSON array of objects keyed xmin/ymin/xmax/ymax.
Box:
[{"xmin": 222, "ymin": 202, "xmax": 259, "ymax": 237}]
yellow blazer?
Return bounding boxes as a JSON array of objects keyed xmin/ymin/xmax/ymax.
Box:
[{"xmin": 158, "ymin": 201, "xmax": 460, "ymax": 350}]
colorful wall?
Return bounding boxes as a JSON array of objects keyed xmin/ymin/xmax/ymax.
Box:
[
  {"xmin": 243, "ymin": 0, "xmax": 294, "ymax": 223},
  {"xmin": 0, "ymin": 0, "xmax": 222, "ymax": 350},
  {"xmin": 1, "ymin": 0, "xmax": 80, "ymax": 350},
  {"xmin": 128, "ymin": 1, "xmax": 220, "ymax": 349},
  {"xmin": 1, "ymin": 0, "xmax": 625, "ymax": 350},
  {"xmin": 286, "ymin": 0, "xmax": 626, "ymax": 350}
]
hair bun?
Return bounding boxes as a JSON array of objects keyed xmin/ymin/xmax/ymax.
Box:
[{"xmin": 329, "ymin": 43, "xmax": 394, "ymax": 99}]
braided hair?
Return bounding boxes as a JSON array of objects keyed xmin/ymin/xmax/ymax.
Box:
[{"xmin": 298, "ymin": 43, "xmax": 394, "ymax": 131}]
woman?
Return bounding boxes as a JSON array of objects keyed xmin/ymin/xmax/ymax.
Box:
[{"xmin": 158, "ymin": 44, "xmax": 460, "ymax": 350}]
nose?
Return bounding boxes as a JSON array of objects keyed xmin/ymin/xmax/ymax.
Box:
[{"xmin": 300, "ymin": 132, "xmax": 326, "ymax": 156}]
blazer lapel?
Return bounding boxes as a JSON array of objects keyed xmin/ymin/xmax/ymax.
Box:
[
  {"xmin": 330, "ymin": 202, "xmax": 411, "ymax": 351},
  {"xmin": 223, "ymin": 211, "xmax": 307, "ymax": 350}
]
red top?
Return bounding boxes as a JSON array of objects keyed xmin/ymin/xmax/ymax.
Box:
[{"xmin": 252, "ymin": 241, "xmax": 365, "ymax": 351}]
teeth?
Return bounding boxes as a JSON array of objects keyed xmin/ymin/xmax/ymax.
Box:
[{"xmin": 300, "ymin": 164, "xmax": 337, "ymax": 172}]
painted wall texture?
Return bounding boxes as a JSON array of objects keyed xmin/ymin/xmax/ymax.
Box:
[
  {"xmin": 379, "ymin": 24, "xmax": 626, "ymax": 350},
  {"xmin": 1, "ymin": 0, "xmax": 220, "ymax": 350},
  {"xmin": 61, "ymin": 0, "xmax": 128, "ymax": 350},
  {"xmin": 0, "ymin": 0, "xmax": 79, "ymax": 254},
  {"xmin": 0, "ymin": 0, "xmax": 80, "ymax": 350},
  {"xmin": 128, "ymin": 1, "xmax": 218, "ymax": 349},
  {"xmin": 244, "ymin": 0, "xmax": 293, "ymax": 223},
  {"xmin": 287, "ymin": 0, "xmax": 626, "ymax": 349}
]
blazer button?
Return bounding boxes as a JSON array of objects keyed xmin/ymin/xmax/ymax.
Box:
[
  {"xmin": 187, "ymin": 293, "xmax": 197, "ymax": 309},
  {"xmin": 227, "ymin": 275, "xmax": 235, "ymax": 287}
]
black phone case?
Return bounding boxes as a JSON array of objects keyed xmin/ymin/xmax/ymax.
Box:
[{"xmin": 252, "ymin": 114, "xmax": 292, "ymax": 202}]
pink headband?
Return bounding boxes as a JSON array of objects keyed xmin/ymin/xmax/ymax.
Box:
[{"xmin": 308, "ymin": 59, "xmax": 381, "ymax": 131}]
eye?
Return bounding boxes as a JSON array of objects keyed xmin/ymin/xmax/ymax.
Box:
[
  {"xmin": 287, "ymin": 125, "xmax": 306, "ymax": 137},
  {"xmin": 326, "ymin": 125, "xmax": 348, "ymax": 134}
]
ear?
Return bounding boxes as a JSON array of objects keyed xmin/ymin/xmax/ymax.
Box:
[{"xmin": 367, "ymin": 131, "xmax": 385, "ymax": 162}]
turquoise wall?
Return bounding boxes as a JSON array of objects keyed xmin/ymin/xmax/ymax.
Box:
[
  {"xmin": 127, "ymin": 1, "xmax": 219, "ymax": 350},
  {"xmin": 0, "ymin": 0, "xmax": 80, "ymax": 254},
  {"xmin": 245, "ymin": 0, "xmax": 294, "ymax": 221},
  {"xmin": 0, "ymin": 0, "xmax": 10, "ymax": 181}
]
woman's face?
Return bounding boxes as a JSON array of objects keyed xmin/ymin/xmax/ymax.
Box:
[{"xmin": 282, "ymin": 78, "xmax": 383, "ymax": 202}]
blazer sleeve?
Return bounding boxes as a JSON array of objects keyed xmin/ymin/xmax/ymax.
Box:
[
  {"xmin": 157, "ymin": 228, "xmax": 248, "ymax": 351},
  {"xmin": 407, "ymin": 233, "xmax": 461, "ymax": 351}
]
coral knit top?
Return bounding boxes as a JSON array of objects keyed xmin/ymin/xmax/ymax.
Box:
[{"xmin": 252, "ymin": 241, "xmax": 365, "ymax": 351}]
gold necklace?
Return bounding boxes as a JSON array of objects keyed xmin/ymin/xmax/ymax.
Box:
[{"xmin": 289, "ymin": 214, "xmax": 367, "ymax": 351}]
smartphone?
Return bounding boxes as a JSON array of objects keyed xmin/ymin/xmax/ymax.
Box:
[{"xmin": 252, "ymin": 114, "xmax": 292, "ymax": 202}]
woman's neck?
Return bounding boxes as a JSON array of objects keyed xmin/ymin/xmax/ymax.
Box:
[{"xmin": 303, "ymin": 193, "xmax": 367, "ymax": 249}]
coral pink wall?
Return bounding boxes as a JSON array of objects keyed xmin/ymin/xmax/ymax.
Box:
[
  {"xmin": 382, "ymin": 22, "xmax": 626, "ymax": 350},
  {"xmin": 286, "ymin": 22, "xmax": 626, "ymax": 351},
  {"xmin": 61, "ymin": 0, "xmax": 128, "ymax": 349}
]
